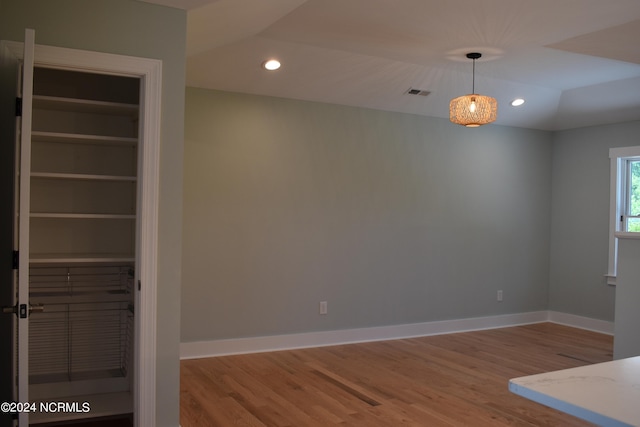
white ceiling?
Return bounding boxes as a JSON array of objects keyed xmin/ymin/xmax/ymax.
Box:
[{"xmin": 142, "ymin": 0, "xmax": 640, "ymax": 130}]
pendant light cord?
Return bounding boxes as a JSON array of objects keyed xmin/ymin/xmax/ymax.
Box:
[
  {"xmin": 466, "ymin": 52, "xmax": 481, "ymax": 94},
  {"xmin": 472, "ymin": 57, "xmax": 475, "ymax": 94}
]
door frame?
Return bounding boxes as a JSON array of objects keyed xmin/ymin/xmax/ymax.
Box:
[{"xmin": 0, "ymin": 40, "xmax": 161, "ymax": 426}]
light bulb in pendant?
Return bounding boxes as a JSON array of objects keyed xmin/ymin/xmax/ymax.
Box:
[{"xmin": 469, "ymin": 98, "xmax": 477, "ymax": 113}]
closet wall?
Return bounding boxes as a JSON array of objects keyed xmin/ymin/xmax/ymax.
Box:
[{"xmin": 27, "ymin": 67, "xmax": 139, "ymax": 420}]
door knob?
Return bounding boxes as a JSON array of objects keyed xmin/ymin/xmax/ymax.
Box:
[
  {"xmin": 2, "ymin": 303, "xmax": 44, "ymax": 316},
  {"xmin": 2, "ymin": 304, "xmax": 17, "ymax": 314},
  {"xmin": 29, "ymin": 304, "xmax": 44, "ymax": 314}
]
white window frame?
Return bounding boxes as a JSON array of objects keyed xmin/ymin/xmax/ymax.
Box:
[
  {"xmin": 621, "ymin": 159, "xmax": 640, "ymax": 231},
  {"xmin": 607, "ymin": 146, "xmax": 640, "ymax": 285}
]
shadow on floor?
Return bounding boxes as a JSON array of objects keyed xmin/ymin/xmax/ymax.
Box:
[{"xmin": 35, "ymin": 414, "xmax": 133, "ymax": 427}]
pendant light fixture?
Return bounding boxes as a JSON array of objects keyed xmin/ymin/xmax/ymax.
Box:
[{"xmin": 449, "ymin": 52, "xmax": 497, "ymax": 127}]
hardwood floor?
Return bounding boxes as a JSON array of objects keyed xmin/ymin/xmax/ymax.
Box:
[{"xmin": 180, "ymin": 323, "xmax": 613, "ymax": 426}]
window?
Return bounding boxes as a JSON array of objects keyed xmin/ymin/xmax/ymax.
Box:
[
  {"xmin": 607, "ymin": 146, "xmax": 640, "ymax": 285},
  {"xmin": 622, "ymin": 160, "xmax": 640, "ymax": 232}
]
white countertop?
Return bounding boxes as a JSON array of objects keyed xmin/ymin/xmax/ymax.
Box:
[{"xmin": 509, "ymin": 356, "xmax": 640, "ymax": 427}]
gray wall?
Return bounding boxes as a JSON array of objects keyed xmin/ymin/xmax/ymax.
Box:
[
  {"xmin": 182, "ymin": 88, "xmax": 553, "ymax": 342},
  {"xmin": 549, "ymin": 121, "xmax": 640, "ymax": 321},
  {"xmin": 0, "ymin": 1, "xmax": 186, "ymax": 425}
]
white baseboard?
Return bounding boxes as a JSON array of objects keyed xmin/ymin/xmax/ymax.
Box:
[
  {"xmin": 547, "ymin": 311, "xmax": 614, "ymax": 335},
  {"xmin": 181, "ymin": 311, "xmax": 614, "ymax": 360},
  {"xmin": 181, "ymin": 311, "xmax": 551, "ymax": 359}
]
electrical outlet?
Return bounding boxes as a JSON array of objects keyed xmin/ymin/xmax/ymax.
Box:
[
  {"xmin": 497, "ymin": 290, "xmax": 503, "ymax": 302},
  {"xmin": 319, "ymin": 301, "xmax": 328, "ymax": 315}
]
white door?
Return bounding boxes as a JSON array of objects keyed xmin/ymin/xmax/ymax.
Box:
[
  {"xmin": 17, "ymin": 28, "xmax": 35, "ymax": 427},
  {"xmin": 0, "ymin": 27, "xmax": 36, "ymax": 427},
  {"xmin": 0, "ymin": 28, "xmax": 26, "ymax": 427}
]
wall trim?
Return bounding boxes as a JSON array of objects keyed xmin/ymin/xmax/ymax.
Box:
[
  {"xmin": 181, "ymin": 311, "xmax": 551, "ymax": 359},
  {"xmin": 547, "ymin": 311, "xmax": 614, "ymax": 335},
  {"xmin": 181, "ymin": 311, "xmax": 615, "ymax": 359}
]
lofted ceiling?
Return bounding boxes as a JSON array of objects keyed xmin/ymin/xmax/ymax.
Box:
[{"xmin": 141, "ymin": 0, "xmax": 640, "ymax": 130}]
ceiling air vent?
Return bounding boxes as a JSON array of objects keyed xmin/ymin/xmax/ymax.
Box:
[{"xmin": 407, "ymin": 88, "xmax": 431, "ymax": 96}]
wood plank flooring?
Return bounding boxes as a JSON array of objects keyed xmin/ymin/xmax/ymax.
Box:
[{"xmin": 180, "ymin": 323, "xmax": 613, "ymax": 426}]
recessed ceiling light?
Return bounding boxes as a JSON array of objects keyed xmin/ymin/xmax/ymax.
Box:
[
  {"xmin": 511, "ymin": 98, "xmax": 525, "ymax": 107},
  {"xmin": 262, "ymin": 59, "xmax": 281, "ymax": 71}
]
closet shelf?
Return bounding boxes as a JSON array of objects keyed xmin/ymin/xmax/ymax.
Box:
[
  {"xmin": 30, "ymin": 369, "xmax": 127, "ymax": 387},
  {"xmin": 28, "ymin": 391, "xmax": 133, "ymax": 424},
  {"xmin": 32, "ymin": 131, "xmax": 138, "ymax": 146},
  {"xmin": 31, "ymin": 213, "xmax": 136, "ymax": 219},
  {"xmin": 30, "ymin": 291, "xmax": 131, "ymax": 303},
  {"xmin": 30, "ymin": 253, "xmax": 135, "ymax": 264},
  {"xmin": 33, "ymin": 95, "xmax": 139, "ymax": 117},
  {"xmin": 31, "ymin": 172, "xmax": 137, "ymax": 182}
]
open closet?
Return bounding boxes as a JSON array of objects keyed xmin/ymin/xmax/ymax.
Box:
[
  {"xmin": 1, "ymin": 29, "xmax": 161, "ymax": 426},
  {"xmin": 25, "ymin": 67, "xmax": 139, "ymax": 423},
  {"xmin": 26, "ymin": 67, "xmax": 140, "ymax": 423}
]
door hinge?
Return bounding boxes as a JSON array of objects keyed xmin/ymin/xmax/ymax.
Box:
[
  {"xmin": 15, "ymin": 97, "xmax": 22, "ymax": 117},
  {"xmin": 12, "ymin": 250, "xmax": 18, "ymax": 269}
]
